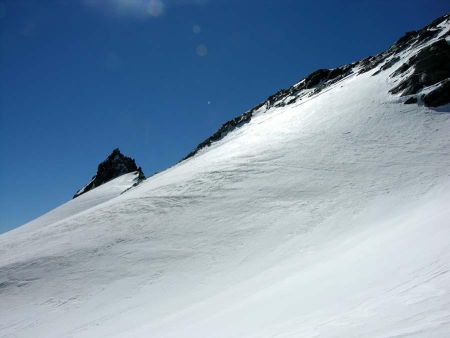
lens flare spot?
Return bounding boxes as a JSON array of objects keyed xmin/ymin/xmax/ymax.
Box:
[
  {"xmin": 145, "ymin": 0, "xmax": 165, "ymax": 17},
  {"xmin": 196, "ymin": 44, "xmax": 208, "ymax": 57}
]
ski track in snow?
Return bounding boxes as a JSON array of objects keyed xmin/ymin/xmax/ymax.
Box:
[{"xmin": 1, "ymin": 23, "xmax": 450, "ymax": 338}]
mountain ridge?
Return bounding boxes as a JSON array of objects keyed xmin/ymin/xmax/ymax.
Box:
[{"xmin": 183, "ymin": 13, "xmax": 450, "ymax": 160}]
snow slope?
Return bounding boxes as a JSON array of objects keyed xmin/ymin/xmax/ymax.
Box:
[
  {"xmin": 0, "ymin": 172, "xmax": 141, "ymax": 262},
  {"xmin": 1, "ymin": 20, "xmax": 450, "ymax": 338}
]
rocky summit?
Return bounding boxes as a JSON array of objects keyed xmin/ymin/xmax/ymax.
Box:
[{"xmin": 73, "ymin": 148, "xmax": 145, "ymax": 198}]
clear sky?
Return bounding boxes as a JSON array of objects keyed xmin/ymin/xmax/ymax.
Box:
[{"xmin": 0, "ymin": 0, "xmax": 448, "ymax": 233}]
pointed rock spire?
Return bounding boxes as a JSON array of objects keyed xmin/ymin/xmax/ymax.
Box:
[{"xmin": 73, "ymin": 148, "xmax": 145, "ymax": 198}]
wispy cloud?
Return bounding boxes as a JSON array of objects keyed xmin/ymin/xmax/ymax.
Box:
[
  {"xmin": 84, "ymin": 0, "xmax": 207, "ymax": 19},
  {"xmin": 84, "ymin": 0, "xmax": 165, "ymax": 18}
]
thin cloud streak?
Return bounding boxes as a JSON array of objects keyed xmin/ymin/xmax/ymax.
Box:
[
  {"xmin": 83, "ymin": 0, "xmax": 165, "ymax": 18},
  {"xmin": 83, "ymin": 0, "xmax": 208, "ymax": 19}
]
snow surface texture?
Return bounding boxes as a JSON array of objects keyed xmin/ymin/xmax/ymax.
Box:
[{"xmin": 2, "ymin": 20, "xmax": 450, "ymax": 338}]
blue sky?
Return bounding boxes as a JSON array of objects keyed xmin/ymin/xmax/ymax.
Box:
[{"xmin": 0, "ymin": 0, "xmax": 448, "ymax": 233}]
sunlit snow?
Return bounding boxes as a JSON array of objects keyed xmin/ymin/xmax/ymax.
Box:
[{"xmin": 1, "ymin": 21, "xmax": 450, "ymax": 338}]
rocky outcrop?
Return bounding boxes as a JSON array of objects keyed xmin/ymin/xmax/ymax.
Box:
[
  {"xmin": 182, "ymin": 110, "xmax": 255, "ymax": 160},
  {"xmin": 390, "ymin": 39, "xmax": 450, "ymax": 96},
  {"xmin": 379, "ymin": 14, "xmax": 450, "ymax": 107},
  {"xmin": 74, "ymin": 148, "xmax": 145, "ymax": 198},
  {"xmin": 422, "ymin": 79, "xmax": 450, "ymax": 107},
  {"xmin": 366, "ymin": 15, "xmax": 445, "ymax": 76}
]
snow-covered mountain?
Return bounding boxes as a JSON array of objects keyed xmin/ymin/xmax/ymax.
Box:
[{"xmin": 1, "ymin": 14, "xmax": 450, "ymax": 338}]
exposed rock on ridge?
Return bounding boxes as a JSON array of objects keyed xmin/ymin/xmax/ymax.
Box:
[
  {"xmin": 182, "ymin": 62, "xmax": 355, "ymax": 161},
  {"xmin": 182, "ymin": 13, "xmax": 449, "ymax": 161},
  {"xmin": 74, "ymin": 148, "xmax": 145, "ymax": 198},
  {"xmin": 390, "ymin": 39, "xmax": 450, "ymax": 105},
  {"xmin": 422, "ymin": 78, "xmax": 450, "ymax": 107}
]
